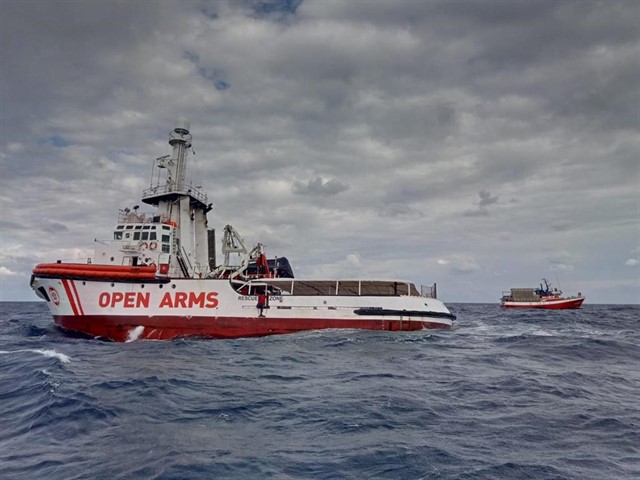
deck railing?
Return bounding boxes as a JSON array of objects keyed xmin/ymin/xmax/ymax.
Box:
[
  {"xmin": 421, "ymin": 284, "xmax": 437, "ymax": 299},
  {"xmin": 142, "ymin": 184, "xmax": 208, "ymax": 204}
]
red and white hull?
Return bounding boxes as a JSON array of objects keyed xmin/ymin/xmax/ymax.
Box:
[
  {"xmin": 29, "ymin": 122, "xmax": 455, "ymax": 341},
  {"xmin": 501, "ymin": 296, "xmax": 585, "ymax": 309},
  {"xmin": 31, "ymin": 275, "xmax": 455, "ymax": 342}
]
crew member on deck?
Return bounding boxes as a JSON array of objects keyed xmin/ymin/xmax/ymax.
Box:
[{"xmin": 257, "ymin": 289, "xmax": 269, "ymax": 317}]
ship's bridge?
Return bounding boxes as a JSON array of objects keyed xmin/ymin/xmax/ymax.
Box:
[
  {"xmin": 118, "ymin": 209, "xmax": 170, "ymax": 225},
  {"xmin": 113, "ymin": 209, "xmax": 175, "ymax": 255}
]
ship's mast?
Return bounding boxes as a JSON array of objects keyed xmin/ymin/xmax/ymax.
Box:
[
  {"xmin": 170, "ymin": 119, "xmax": 190, "ymax": 191},
  {"xmin": 142, "ymin": 120, "xmax": 212, "ymax": 278}
]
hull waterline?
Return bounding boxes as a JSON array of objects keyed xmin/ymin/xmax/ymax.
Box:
[{"xmin": 53, "ymin": 313, "xmax": 450, "ymax": 342}]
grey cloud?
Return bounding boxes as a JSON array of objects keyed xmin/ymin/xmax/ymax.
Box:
[
  {"xmin": 0, "ymin": 1, "xmax": 180, "ymax": 124},
  {"xmin": 43, "ymin": 222, "xmax": 69, "ymax": 233},
  {"xmin": 478, "ymin": 190, "xmax": 498, "ymax": 208},
  {"xmin": 379, "ymin": 203, "xmax": 418, "ymax": 218},
  {"xmin": 550, "ymin": 262, "xmax": 574, "ymax": 273},
  {"xmin": 462, "ymin": 190, "xmax": 499, "ymax": 217},
  {"xmin": 550, "ymin": 222, "xmax": 575, "ymax": 232},
  {"xmin": 462, "ymin": 208, "xmax": 490, "ymax": 218},
  {"xmin": 438, "ymin": 255, "xmax": 481, "ymax": 274},
  {"xmin": 292, "ymin": 177, "xmax": 349, "ymax": 196}
]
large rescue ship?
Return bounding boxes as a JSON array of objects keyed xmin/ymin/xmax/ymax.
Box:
[{"xmin": 30, "ymin": 121, "xmax": 456, "ymax": 341}]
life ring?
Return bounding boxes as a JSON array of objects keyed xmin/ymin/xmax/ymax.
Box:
[
  {"xmin": 140, "ymin": 241, "xmax": 149, "ymax": 250},
  {"xmin": 149, "ymin": 241, "xmax": 158, "ymax": 251}
]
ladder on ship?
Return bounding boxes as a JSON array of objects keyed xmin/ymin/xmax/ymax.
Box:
[{"xmin": 173, "ymin": 239, "xmax": 192, "ymax": 278}]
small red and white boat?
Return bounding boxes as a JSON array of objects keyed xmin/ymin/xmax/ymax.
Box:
[
  {"xmin": 500, "ymin": 279, "xmax": 585, "ymax": 309},
  {"xmin": 30, "ymin": 120, "xmax": 455, "ymax": 341}
]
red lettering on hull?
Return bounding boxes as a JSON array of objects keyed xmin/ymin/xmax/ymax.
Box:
[
  {"xmin": 99, "ymin": 291, "xmax": 151, "ymax": 308},
  {"xmin": 99, "ymin": 291, "xmax": 219, "ymax": 309},
  {"xmin": 157, "ymin": 291, "xmax": 219, "ymax": 309},
  {"xmin": 159, "ymin": 292, "xmax": 174, "ymax": 308}
]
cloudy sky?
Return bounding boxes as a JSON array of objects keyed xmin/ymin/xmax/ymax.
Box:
[{"xmin": 1, "ymin": 0, "xmax": 638, "ymax": 304}]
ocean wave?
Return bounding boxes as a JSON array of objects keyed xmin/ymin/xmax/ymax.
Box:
[
  {"xmin": 0, "ymin": 348, "xmax": 71, "ymax": 364},
  {"xmin": 0, "ymin": 302, "xmax": 638, "ymax": 480}
]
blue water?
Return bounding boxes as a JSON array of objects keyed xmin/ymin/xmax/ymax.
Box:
[{"xmin": 1, "ymin": 302, "xmax": 638, "ymax": 480}]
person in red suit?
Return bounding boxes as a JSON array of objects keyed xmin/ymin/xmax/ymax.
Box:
[{"xmin": 257, "ymin": 290, "xmax": 269, "ymax": 317}]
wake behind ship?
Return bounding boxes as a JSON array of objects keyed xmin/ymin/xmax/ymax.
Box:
[{"xmin": 30, "ymin": 120, "xmax": 455, "ymax": 341}]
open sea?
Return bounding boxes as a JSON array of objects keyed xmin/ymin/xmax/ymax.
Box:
[{"xmin": 0, "ymin": 301, "xmax": 638, "ymax": 480}]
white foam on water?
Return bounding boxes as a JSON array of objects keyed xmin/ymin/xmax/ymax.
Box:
[
  {"xmin": 126, "ymin": 326, "xmax": 145, "ymax": 342},
  {"xmin": 0, "ymin": 349, "xmax": 71, "ymax": 363},
  {"xmin": 529, "ymin": 328, "xmax": 556, "ymax": 337},
  {"xmin": 34, "ymin": 349, "xmax": 72, "ymax": 363}
]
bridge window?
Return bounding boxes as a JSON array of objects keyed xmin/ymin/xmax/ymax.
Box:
[
  {"xmin": 114, "ymin": 232, "xmax": 123, "ymax": 240},
  {"xmin": 133, "ymin": 232, "xmax": 140, "ymax": 240}
]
